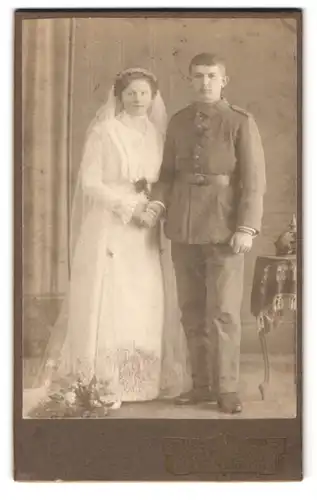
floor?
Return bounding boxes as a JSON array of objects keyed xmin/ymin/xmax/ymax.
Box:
[{"xmin": 23, "ymin": 354, "xmax": 297, "ymax": 419}]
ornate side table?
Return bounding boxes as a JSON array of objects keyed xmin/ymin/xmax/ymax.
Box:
[{"xmin": 250, "ymin": 255, "xmax": 297, "ymax": 400}]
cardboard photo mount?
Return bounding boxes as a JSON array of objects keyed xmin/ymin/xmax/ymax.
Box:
[{"xmin": 14, "ymin": 8, "xmax": 303, "ymax": 482}]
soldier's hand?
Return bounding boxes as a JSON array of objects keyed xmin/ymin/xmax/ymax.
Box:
[
  {"xmin": 139, "ymin": 208, "xmax": 161, "ymax": 228},
  {"xmin": 229, "ymin": 232, "xmax": 253, "ymax": 254},
  {"xmin": 139, "ymin": 202, "xmax": 164, "ymax": 228},
  {"xmin": 132, "ymin": 201, "xmax": 146, "ymax": 225}
]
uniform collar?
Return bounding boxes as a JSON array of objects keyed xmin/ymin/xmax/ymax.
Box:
[{"xmin": 193, "ymin": 98, "xmax": 229, "ymax": 117}]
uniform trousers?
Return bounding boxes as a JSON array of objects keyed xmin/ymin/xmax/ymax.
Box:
[{"xmin": 171, "ymin": 241, "xmax": 244, "ymax": 394}]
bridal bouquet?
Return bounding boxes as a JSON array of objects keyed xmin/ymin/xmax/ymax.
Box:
[
  {"xmin": 30, "ymin": 375, "xmax": 115, "ymax": 418},
  {"xmin": 68, "ymin": 375, "xmax": 110, "ymax": 412}
]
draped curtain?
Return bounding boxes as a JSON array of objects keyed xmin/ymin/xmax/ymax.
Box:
[{"xmin": 22, "ymin": 18, "xmax": 73, "ymax": 298}]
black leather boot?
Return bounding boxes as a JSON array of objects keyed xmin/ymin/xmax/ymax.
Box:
[
  {"xmin": 217, "ymin": 392, "xmax": 242, "ymax": 414},
  {"xmin": 174, "ymin": 387, "xmax": 217, "ymax": 406}
]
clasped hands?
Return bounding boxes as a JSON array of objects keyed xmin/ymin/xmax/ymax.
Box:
[
  {"xmin": 132, "ymin": 201, "xmax": 163, "ymax": 228},
  {"xmin": 132, "ymin": 201, "xmax": 254, "ymax": 252}
]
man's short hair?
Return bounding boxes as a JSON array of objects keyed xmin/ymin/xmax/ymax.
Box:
[{"xmin": 189, "ymin": 53, "xmax": 226, "ymax": 74}]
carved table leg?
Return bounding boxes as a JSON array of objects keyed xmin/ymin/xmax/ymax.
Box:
[{"xmin": 259, "ymin": 329, "xmax": 270, "ymax": 400}]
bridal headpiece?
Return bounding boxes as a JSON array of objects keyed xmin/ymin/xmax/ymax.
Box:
[{"xmin": 88, "ymin": 67, "xmax": 167, "ymax": 137}]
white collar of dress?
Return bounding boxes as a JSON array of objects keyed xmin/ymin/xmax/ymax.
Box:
[{"xmin": 117, "ymin": 111, "xmax": 150, "ymax": 131}]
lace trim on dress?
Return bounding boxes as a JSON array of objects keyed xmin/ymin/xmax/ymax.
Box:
[{"xmin": 44, "ymin": 346, "xmax": 161, "ymax": 402}]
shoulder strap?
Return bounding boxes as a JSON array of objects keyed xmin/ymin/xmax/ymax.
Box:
[{"xmin": 228, "ymin": 103, "xmax": 252, "ymax": 118}]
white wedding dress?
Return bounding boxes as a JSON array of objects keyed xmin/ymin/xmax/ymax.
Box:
[{"xmin": 27, "ymin": 111, "xmax": 191, "ymax": 410}]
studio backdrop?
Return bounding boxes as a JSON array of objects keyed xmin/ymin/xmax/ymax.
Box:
[{"xmin": 22, "ymin": 16, "xmax": 297, "ymax": 359}]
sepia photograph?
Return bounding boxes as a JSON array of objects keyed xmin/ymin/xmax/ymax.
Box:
[
  {"xmin": 14, "ymin": 9, "xmax": 302, "ymax": 482},
  {"xmin": 20, "ymin": 13, "xmax": 299, "ymax": 421}
]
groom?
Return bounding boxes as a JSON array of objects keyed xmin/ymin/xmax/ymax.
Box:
[{"xmin": 142, "ymin": 53, "xmax": 266, "ymax": 414}]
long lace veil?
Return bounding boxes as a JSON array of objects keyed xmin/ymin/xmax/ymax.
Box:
[{"xmin": 31, "ymin": 69, "xmax": 171, "ymax": 391}]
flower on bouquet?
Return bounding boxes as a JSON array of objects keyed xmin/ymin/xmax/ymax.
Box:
[
  {"xmin": 39, "ymin": 374, "xmax": 116, "ymax": 418},
  {"xmin": 133, "ymin": 178, "xmax": 150, "ymax": 197}
]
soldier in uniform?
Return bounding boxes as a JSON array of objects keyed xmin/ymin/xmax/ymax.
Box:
[{"xmin": 141, "ymin": 53, "xmax": 266, "ymax": 414}]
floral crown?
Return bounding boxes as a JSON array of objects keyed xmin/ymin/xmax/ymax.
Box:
[
  {"xmin": 114, "ymin": 67, "xmax": 159, "ymax": 98},
  {"xmin": 116, "ymin": 67, "xmax": 158, "ymax": 82}
]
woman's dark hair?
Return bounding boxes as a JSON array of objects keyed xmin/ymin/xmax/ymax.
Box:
[{"xmin": 114, "ymin": 70, "xmax": 158, "ymax": 100}]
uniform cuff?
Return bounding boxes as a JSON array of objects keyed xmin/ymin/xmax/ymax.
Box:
[
  {"xmin": 147, "ymin": 201, "xmax": 166, "ymax": 218},
  {"xmin": 150, "ymin": 201, "xmax": 166, "ymax": 211},
  {"xmin": 237, "ymin": 226, "xmax": 258, "ymax": 237}
]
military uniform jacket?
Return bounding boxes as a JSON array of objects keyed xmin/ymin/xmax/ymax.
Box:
[{"xmin": 151, "ymin": 99, "xmax": 266, "ymax": 245}]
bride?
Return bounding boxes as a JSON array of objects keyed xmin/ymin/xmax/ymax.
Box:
[{"xmin": 27, "ymin": 67, "xmax": 190, "ymax": 413}]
